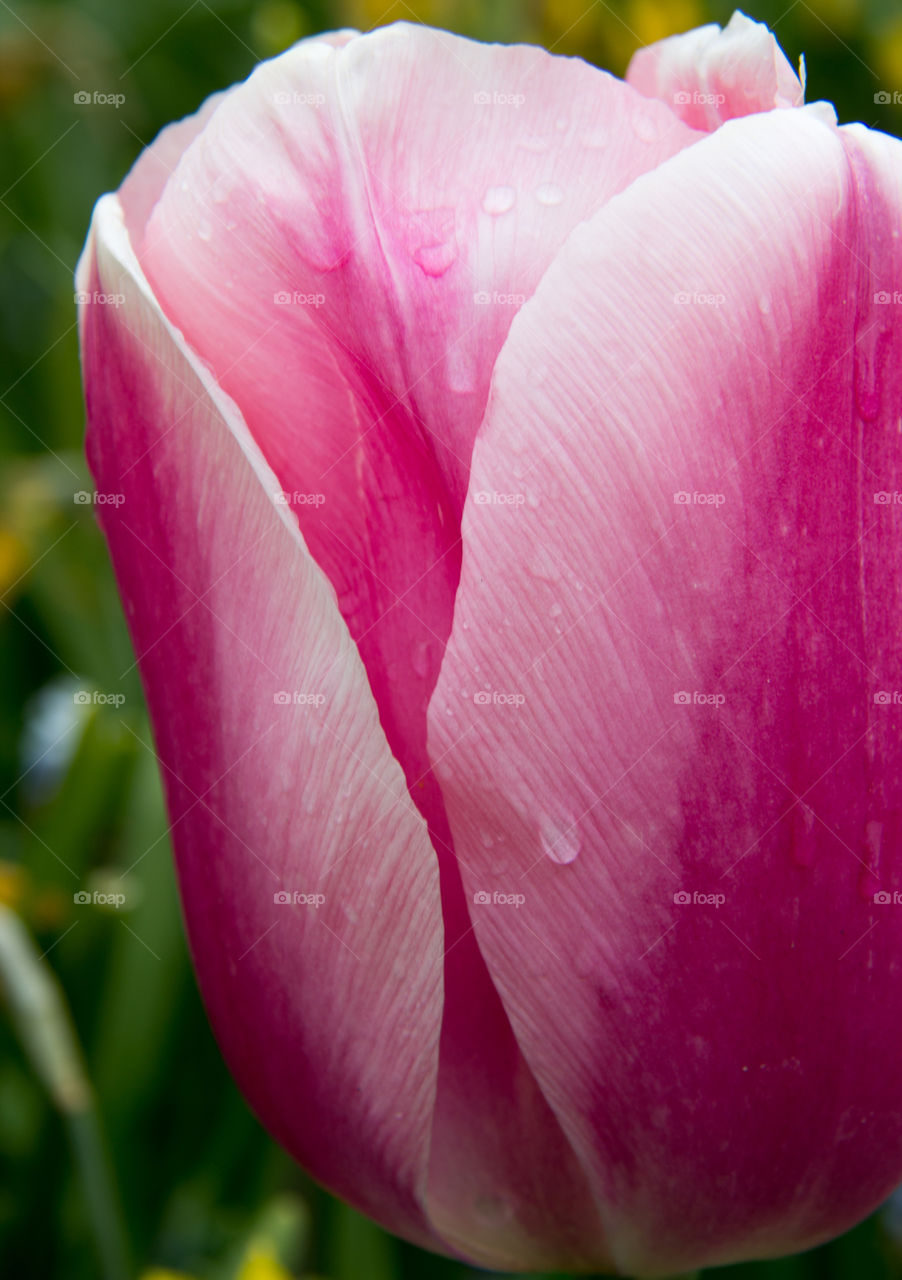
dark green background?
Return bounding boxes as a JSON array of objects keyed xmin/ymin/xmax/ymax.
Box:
[{"xmin": 2, "ymin": 0, "xmax": 901, "ymax": 1276}]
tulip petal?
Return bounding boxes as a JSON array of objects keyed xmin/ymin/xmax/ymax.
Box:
[
  {"xmin": 77, "ymin": 194, "xmax": 448, "ymax": 1254},
  {"xmin": 627, "ymin": 9, "xmax": 804, "ymax": 131},
  {"xmin": 429, "ymin": 105, "xmax": 902, "ymax": 1276},
  {"xmin": 136, "ymin": 23, "xmax": 701, "ymax": 805}
]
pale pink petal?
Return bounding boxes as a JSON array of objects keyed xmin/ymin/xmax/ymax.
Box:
[
  {"xmin": 136, "ymin": 23, "xmax": 702, "ymax": 809},
  {"xmin": 627, "ymin": 9, "xmax": 804, "ymax": 131},
  {"xmin": 428, "ymin": 104, "xmax": 902, "ymax": 1275},
  {"xmin": 77, "ymin": 194, "xmax": 447, "ymax": 1254}
]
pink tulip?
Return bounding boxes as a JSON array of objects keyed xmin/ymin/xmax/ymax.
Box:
[{"xmin": 77, "ymin": 10, "xmax": 902, "ymax": 1274}]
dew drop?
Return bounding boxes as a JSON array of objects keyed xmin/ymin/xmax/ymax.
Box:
[
  {"xmin": 757, "ymin": 294, "xmax": 772, "ymax": 315},
  {"xmin": 632, "ymin": 114, "xmax": 662, "ymax": 143},
  {"xmin": 446, "ymin": 344, "xmax": 476, "ymax": 394},
  {"xmin": 554, "ymin": 115, "xmax": 569, "ymax": 132},
  {"xmin": 518, "ymin": 134, "xmax": 550, "ymax": 153},
  {"xmin": 197, "ymin": 219, "xmax": 212, "ymax": 242},
  {"xmin": 482, "ymin": 185, "xmax": 516, "ymax": 216},
  {"xmin": 480, "ymin": 829, "xmax": 494, "ymax": 848},
  {"xmin": 412, "ymin": 640, "xmax": 430, "ymax": 679},
  {"xmin": 540, "ymin": 815, "xmax": 581, "ymax": 865},
  {"xmin": 528, "ymin": 547, "xmax": 558, "ymax": 582},
  {"xmin": 864, "ymin": 819, "xmax": 884, "ymax": 866},
  {"xmin": 790, "ymin": 803, "xmax": 817, "ymax": 867},
  {"xmin": 535, "ymin": 182, "xmax": 564, "ymax": 207},
  {"xmin": 474, "ymin": 1195, "xmax": 514, "ymax": 1227},
  {"xmin": 413, "ymin": 240, "xmax": 457, "ymax": 278},
  {"xmin": 858, "ymin": 867, "xmax": 882, "ymax": 902},
  {"xmin": 549, "ymin": 602, "xmax": 563, "ymax": 618}
]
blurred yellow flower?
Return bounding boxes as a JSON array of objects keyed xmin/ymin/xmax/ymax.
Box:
[{"xmin": 238, "ymin": 1244, "xmax": 295, "ymax": 1280}]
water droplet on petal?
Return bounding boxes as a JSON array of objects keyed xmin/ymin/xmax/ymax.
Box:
[
  {"xmin": 540, "ymin": 815, "xmax": 581, "ymax": 865},
  {"xmin": 474, "ymin": 1195, "xmax": 514, "ymax": 1227},
  {"xmin": 535, "ymin": 182, "xmax": 564, "ymax": 207},
  {"xmin": 413, "ymin": 240, "xmax": 457, "ymax": 278},
  {"xmin": 518, "ymin": 134, "xmax": 550, "ymax": 153},
  {"xmin": 445, "ymin": 344, "xmax": 476, "ymax": 394},
  {"xmin": 791, "ymin": 803, "xmax": 817, "ymax": 867},
  {"xmin": 859, "ymin": 867, "xmax": 882, "ymax": 902},
  {"xmin": 549, "ymin": 602, "xmax": 563, "ymax": 618},
  {"xmin": 482, "ymin": 185, "xmax": 516, "ymax": 216},
  {"xmin": 528, "ymin": 546, "xmax": 558, "ymax": 582},
  {"xmin": 480, "ymin": 830, "xmax": 494, "ymax": 848},
  {"xmin": 632, "ymin": 114, "xmax": 662, "ymax": 143},
  {"xmin": 197, "ymin": 219, "xmax": 212, "ymax": 242},
  {"xmin": 412, "ymin": 640, "xmax": 430, "ymax": 679}
]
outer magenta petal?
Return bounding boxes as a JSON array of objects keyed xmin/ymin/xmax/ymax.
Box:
[
  {"xmin": 76, "ymin": 195, "xmax": 448, "ymax": 1255},
  {"xmin": 627, "ymin": 9, "xmax": 804, "ymax": 131},
  {"xmin": 428, "ymin": 105, "xmax": 902, "ymax": 1276}
]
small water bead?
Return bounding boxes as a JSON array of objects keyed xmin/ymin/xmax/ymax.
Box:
[
  {"xmin": 858, "ymin": 867, "xmax": 882, "ymax": 902},
  {"xmin": 411, "ymin": 640, "xmax": 430, "ymax": 679},
  {"xmin": 540, "ymin": 815, "xmax": 581, "ymax": 865},
  {"xmin": 518, "ymin": 134, "xmax": 550, "ymax": 153},
  {"xmin": 632, "ymin": 114, "xmax": 662, "ymax": 143},
  {"xmin": 535, "ymin": 182, "xmax": 564, "ymax": 207},
  {"xmin": 413, "ymin": 240, "xmax": 457, "ymax": 278},
  {"xmin": 197, "ymin": 219, "xmax": 212, "ymax": 242},
  {"xmin": 482, "ymin": 185, "xmax": 516, "ymax": 216},
  {"xmin": 790, "ymin": 803, "xmax": 817, "ymax": 868}
]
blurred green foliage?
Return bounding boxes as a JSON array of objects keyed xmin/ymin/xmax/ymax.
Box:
[{"xmin": 2, "ymin": 0, "xmax": 902, "ymax": 1276}]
